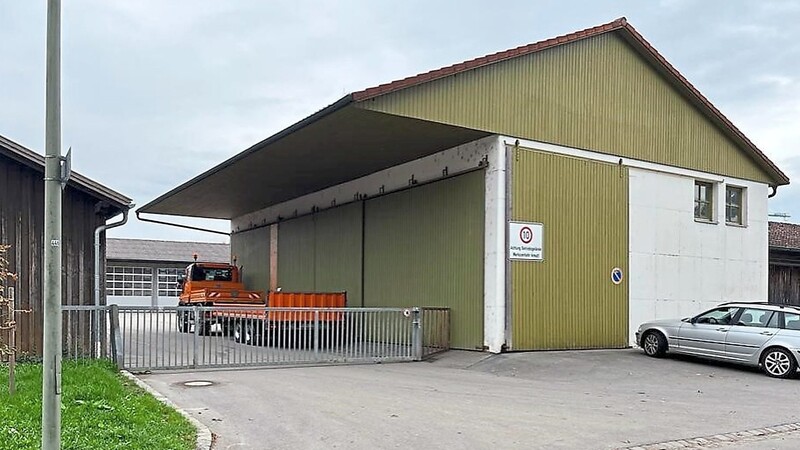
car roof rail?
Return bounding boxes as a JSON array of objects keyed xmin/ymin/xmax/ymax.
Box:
[{"xmin": 718, "ymin": 301, "xmax": 800, "ymax": 310}]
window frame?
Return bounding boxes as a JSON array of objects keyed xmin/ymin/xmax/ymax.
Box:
[
  {"xmin": 693, "ymin": 306, "xmax": 739, "ymax": 325},
  {"xmin": 725, "ymin": 185, "xmax": 746, "ymax": 226},
  {"xmin": 694, "ymin": 180, "xmax": 716, "ymax": 223},
  {"xmin": 732, "ymin": 308, "xmax": 776, "ymax": 328}
]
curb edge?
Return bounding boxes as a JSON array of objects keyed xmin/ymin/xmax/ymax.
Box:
[{"xmin": 120, "ymin": 370, "xmax": 214, "ymax": 450}]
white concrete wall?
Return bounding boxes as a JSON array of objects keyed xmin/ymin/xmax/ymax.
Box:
[{"xmin": 628, "ymin": 168, "xmax": 769, "ymax": 344}]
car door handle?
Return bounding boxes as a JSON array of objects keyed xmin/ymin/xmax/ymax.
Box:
[
  {"xmin": 716, "ymin": 328, "xmax": 729, "ymax": 332},
  {"xmin": 760, "ymin": 331, "xmax": 774, "ymax": 336}
]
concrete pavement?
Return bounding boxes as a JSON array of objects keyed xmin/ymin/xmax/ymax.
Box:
[{"xmin": 138, "ymin": 349, "xmax": 800, "ymax": 449}]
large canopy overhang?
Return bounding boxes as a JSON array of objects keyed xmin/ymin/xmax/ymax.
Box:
[{"xmin": 138, "ymin": 97, "xmax": 489, "ymax": 219}]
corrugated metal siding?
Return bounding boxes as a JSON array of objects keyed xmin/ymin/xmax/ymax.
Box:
[
  {"xmin": 0, "ymin": 155, "xmax": 107, "ymax": 357},
  {"xmin": 276, "ymin": 203, "xmax": 363, "ymax": 306},
  {"xmin": 313, "ymin": 202, "xmax": 363, "ymax": 306},
  {"xmin": 231, "ymin": 227, "xmax": 270, "ymax": 295},
  {"xmin": 363, "ymin": 171, "xmax": 485, "ymax": 350},
  {"xmin": 358, "ymin": 32, "xmax": 771, "ymax": 184},
  {"xmin": 277, "ymin": 215, "xmax": 315, "ymax": 290},
  {"xmin": 511, "ymin": 148, "xmax": 628, "ymax": 350}
]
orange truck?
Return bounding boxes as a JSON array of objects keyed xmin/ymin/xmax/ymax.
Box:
[{"xmin": 176, "ymin": 260, "xmax": 346, "ymax": 344}]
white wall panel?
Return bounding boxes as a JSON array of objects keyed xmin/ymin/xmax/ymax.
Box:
[{"xmin": 628, "ymin": 167, "xmax": 769, "ymax": 344}]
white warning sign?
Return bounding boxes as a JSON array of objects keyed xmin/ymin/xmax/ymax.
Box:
[{"xmin": 509, "ymin": 222, "xmax": 544, "ymax": 261}]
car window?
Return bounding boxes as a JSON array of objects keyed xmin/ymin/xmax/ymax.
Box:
[
  {"xmin": 784, "ymin": 312, "xmax": 800, "ymax": 331},
  {"xmin": 735, "ymin": 308, "xmax": 775, "ymax": 328},
  {"xmin": 766, "ymin": 311, "xmax": 781, "ymax": 328},
  {"xmin": 696, "ymin": 307, "xmax": 739, "ymax": 325}
]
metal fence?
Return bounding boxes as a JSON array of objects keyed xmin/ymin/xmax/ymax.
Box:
[{"xmin": 60, "ymin": 305, "xmax": 449, "ymax": 371}]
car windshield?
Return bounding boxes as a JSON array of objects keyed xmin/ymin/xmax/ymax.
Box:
[
  {"xmin": 695, "ymin": 307, "xmax": 739, "ymax": 325},
  {"xmin": 191, "ymin": 266, "xmax": 232, "ymax": 282}
]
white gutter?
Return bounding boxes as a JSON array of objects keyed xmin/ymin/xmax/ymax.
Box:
[{"xmin": 93, "ymin": 205, "xmax": 132, "ymax": 357}]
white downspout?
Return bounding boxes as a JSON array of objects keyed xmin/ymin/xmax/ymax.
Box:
[{"xmin": 93, "ymin": 205, "xmax": 132, "ymax": 357}]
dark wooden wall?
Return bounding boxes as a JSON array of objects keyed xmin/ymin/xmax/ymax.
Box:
[
  {"xmin": 769, "ymin": 264, "xmax": 800, "ymax": 306},
  {"xmin": 1, "ymin": 155, "xmax": 108, "ymax": 357}
]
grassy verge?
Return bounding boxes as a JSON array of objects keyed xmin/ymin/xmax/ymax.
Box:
[{"xmin": 0, "ymin": 360, "xmax": 196, "ymax": 450}]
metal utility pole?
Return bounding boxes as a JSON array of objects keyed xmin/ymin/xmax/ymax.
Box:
[{"xmin": 42, "ymin": 0, "xmax": 63, "ymax": 448}]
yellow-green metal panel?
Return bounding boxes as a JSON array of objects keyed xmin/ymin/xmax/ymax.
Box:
[
  {"xmin": 364, "ymin": 171, "xmax": 485, "ymax": 350},
  {"xmin": 277, "ymin": 215, "xmax": 315, "ymax": 291},
  {"xmin": 363, "ymin": 189, "xmax": 414, "ymax": 304},
  {"xmin": 358, "ymin": 32, "xmax": 772, "ymax": 184},
  {"xmin": 230, "ymin": 226, "xmax": 270, "ymax": 295},
  {"xmin": 510, "ymin": 148, "xmax": 628, "ymax": 350},
  {"xmin": 314, "ymin": 202, "xmax": 363, "ymax": 306}
]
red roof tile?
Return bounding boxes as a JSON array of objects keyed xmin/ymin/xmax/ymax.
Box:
[
  {"xmin": 770, "ymin": 222, "xmax": 800, "ymax": 250},
  {"xmin": 351, "ymin": 18, "xmax": 788, "ymax": 186}
]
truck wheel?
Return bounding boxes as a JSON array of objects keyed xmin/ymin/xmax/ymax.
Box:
[
  {"xmin": 245, "ymin": 320, "xmax": 262, "ymax": 346},
  {"xmin": 176, "ymin": 311, "xmax": 188, "ymax": 333},
  {"xmin": 233, "ymin": 320, "xmax": 245, "ymax": 344},
  {"xmin": 197, "ymin": 318, "xmax": 211, "ymax": 336},
  {"xmin": 177, "ymin": 310, "xmax": 188, "ymax": 333}
]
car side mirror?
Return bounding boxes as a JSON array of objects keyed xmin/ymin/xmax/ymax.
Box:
[{"xmin": 689, "ymin": 317, "xmax": 698, "ymax": 324}]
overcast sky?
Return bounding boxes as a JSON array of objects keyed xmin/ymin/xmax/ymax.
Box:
[{"xmin": 1, "ymin": 0, "xmax": 798, "ymax": 243}]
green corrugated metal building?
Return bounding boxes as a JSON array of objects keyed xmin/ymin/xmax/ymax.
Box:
[{"xmin": 140, "ymin": 18, "xmax": 788, "ymax": 352}]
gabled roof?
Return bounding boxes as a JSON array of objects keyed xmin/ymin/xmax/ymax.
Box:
[
  {"xmin": 0, "ymin": 134, "xmax": 132, "ymax": 213},
  {"xmin": 107, "ymin": 238, "xmax": 230, "ymax": 263},
  {"xmin": 353, "ymin": 17, "xmax": 788, "ymax": 186},
  {"xmin": 139, "ymin": 18, "xmax": 788, "ymax": 220},
  {"xmin": 769, "ymin": 222, "xmax": 800, "ymax": 251}
]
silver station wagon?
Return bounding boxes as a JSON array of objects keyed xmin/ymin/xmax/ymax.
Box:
[{"xmin": 636, "ymin": 303, "xmax": 800, "ymax": 378}]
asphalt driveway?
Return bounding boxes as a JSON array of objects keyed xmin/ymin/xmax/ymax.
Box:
[{"xmin": 138, "ymin": 349, "xmax": 800, "ymax": 449}]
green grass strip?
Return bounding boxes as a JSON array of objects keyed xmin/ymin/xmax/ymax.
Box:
[{"xmin": 0, "ymin": 360, "xmax": 196, "ymax": 450}]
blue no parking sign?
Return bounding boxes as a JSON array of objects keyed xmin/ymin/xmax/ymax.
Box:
[{"xmin": 611, "ymin": 267, "xmax": 623, "ymax": 285}]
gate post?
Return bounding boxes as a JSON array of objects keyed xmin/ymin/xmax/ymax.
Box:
[
  {"xmin": 109, "ymin": 304, "xmax": 123, "ymax": 369},
  {"xmin": 412, "ymin": 307, "xmax": 423, "ymax": 361},
  {"xmin": 313, "ymin": 310, "xmax": 320, "ymax": 358},
  {"xmin": 192, "ymin": 305, "xmax": 199, "ymax": 369}
]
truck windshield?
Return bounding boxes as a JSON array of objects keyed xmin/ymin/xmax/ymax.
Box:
[{"xmin": 191, "ymin": 266, "xmax": 232, "ymax": 282}]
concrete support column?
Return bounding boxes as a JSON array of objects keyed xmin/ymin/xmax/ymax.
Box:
[{"xmin": 483, "ymin": 136, "xmax": 507, "ymax": 353}]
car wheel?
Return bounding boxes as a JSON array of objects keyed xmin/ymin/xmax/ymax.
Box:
[
  {"xmin": 642, "ymin": 331, "xmax": 667, "ymax": 357},
  {"xmin": 761, "ymin": 347, "xmax": 797, "ymax": 379}
]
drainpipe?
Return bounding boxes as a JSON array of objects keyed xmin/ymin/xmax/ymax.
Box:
[
  {"xmin": 94, "ymin": 204, "xmax": 132, "ymax": 357},
  {"xmin": 768, "ymin": 185, "xmax": 778, "ymax": 198}
]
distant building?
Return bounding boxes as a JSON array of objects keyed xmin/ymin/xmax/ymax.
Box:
[
  {"xmin": 106, "ymin": 238, "xmax": 230, "ymax": 307},
  {"xmin": 769, "ymin": 222, "xmax": 800, "ymax": 306}
]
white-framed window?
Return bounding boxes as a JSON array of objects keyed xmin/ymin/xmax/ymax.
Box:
[
  {"xmin": 725, "ymin": 185, "xmax": 746, "ymax": 225},
  {"xmin": 157, "ymin": 268, "xmax": 181, "ymax": 297},
  {"xmin": 105, "ymin": 266, "xmax": 153, "ymax": 296},
  {"xmin": 694, "ymin": 180, "xmax": 714, "ymax": 222}
]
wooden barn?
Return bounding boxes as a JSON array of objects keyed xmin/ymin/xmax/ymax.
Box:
[
  {"xmin": 0, "ymin": 134, "xmax": 131, "ymax": 357},
  {"xmin": 769, "ymin": 221, "xmax": 800, "ymax": 306}
]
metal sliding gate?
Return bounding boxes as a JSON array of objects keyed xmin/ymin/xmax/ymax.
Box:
[{"xmin": 63, "ymin": 305, "xmax": 449, "ymax": 371}]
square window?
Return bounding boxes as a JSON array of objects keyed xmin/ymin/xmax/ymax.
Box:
[
  {"xmin": 694, "ymin": 181, "xmax": 714, "ymax": 221},
  {"xmin": 725, "ymin": 186, "xmax": 745, "ymax": 225}
]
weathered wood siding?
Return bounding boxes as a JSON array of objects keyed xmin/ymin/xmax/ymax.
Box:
[
  {"xmin": 769, "ymin": 263, "xmax": 800, "ymax": 306},
  {"xmin": 0, "ymin": 155, "xmax": 107, "ymax": 357}
]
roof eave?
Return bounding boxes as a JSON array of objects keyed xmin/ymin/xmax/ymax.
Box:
[
  {"xmin": 0, "ymin": 134, "xmax": 133, "ymax": 212},
  {"xmin": 137, "ymin": 94, "xmax": 355, "ymax": 215}
]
